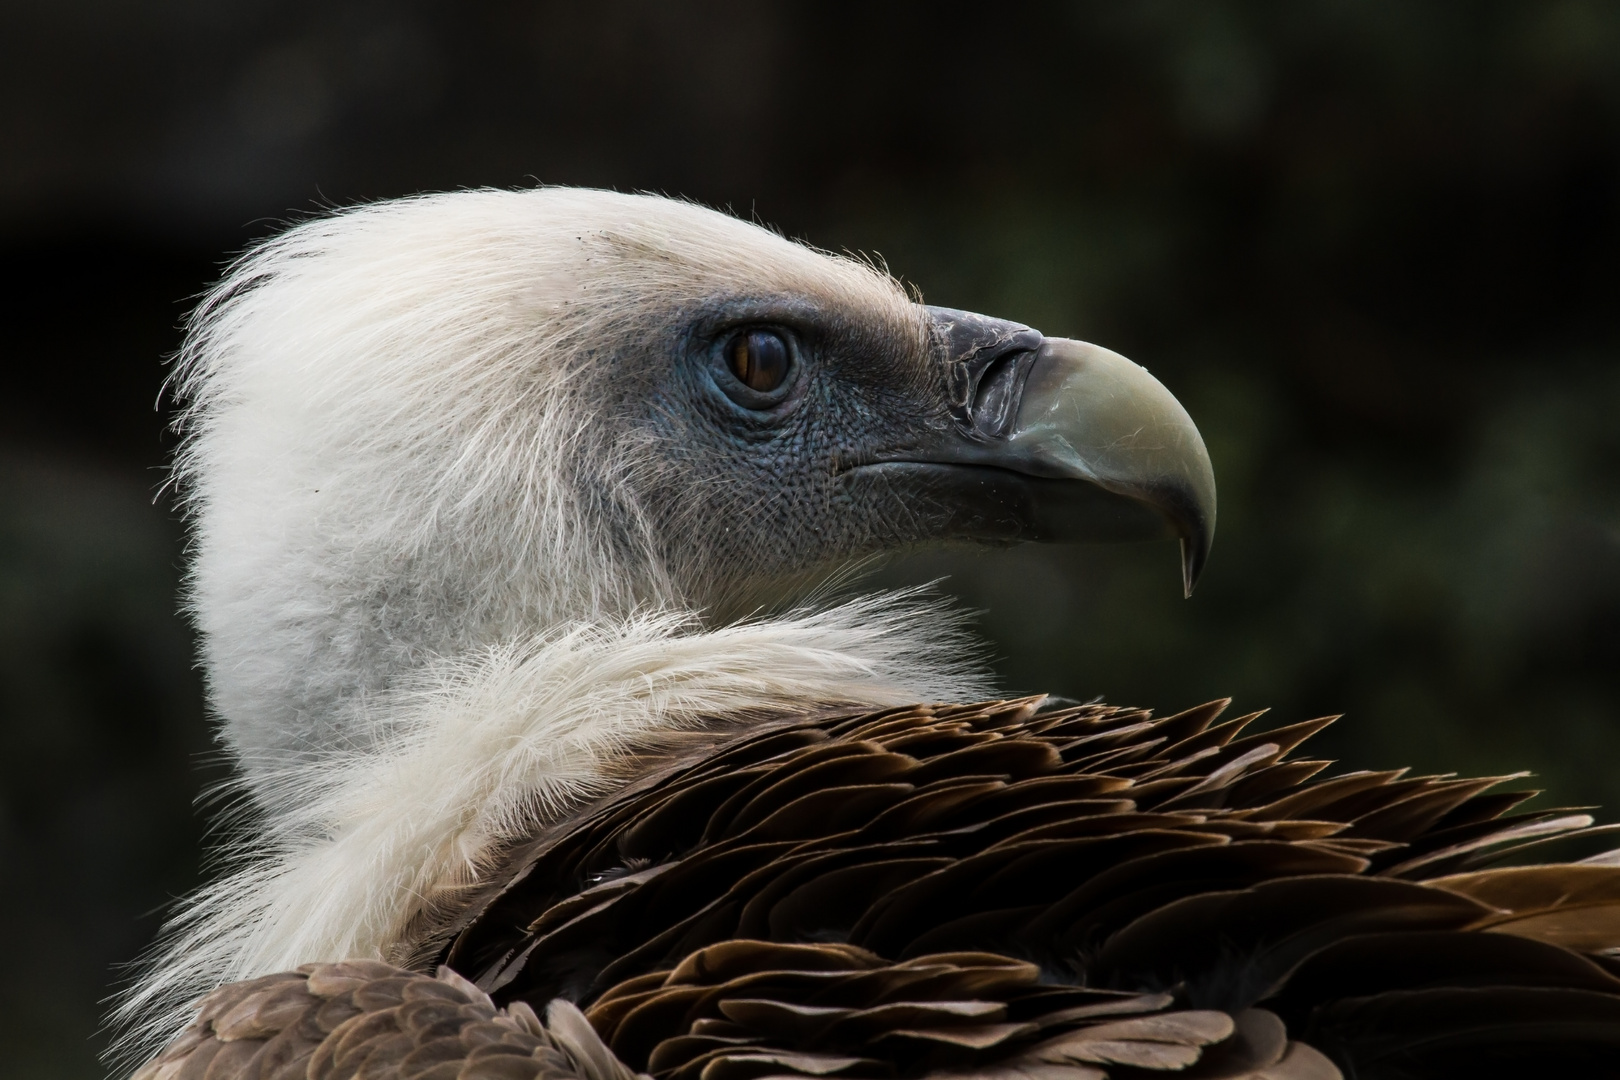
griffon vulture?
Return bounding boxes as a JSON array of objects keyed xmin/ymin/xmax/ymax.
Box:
[{"xmin": 123, "ymin": 189, "xmax": 1620, "ymax": 1080}]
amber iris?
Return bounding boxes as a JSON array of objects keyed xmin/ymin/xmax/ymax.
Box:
[{"xmin": 727, "ymin": 329, "xmax": 790, "ymax": 393}]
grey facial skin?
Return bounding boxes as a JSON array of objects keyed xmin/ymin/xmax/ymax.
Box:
[{"xmin": 638, "ymin": 298, "xmax": 1217, "ymax": 612}]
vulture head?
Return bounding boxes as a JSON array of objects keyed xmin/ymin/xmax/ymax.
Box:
[
  {"xmin": 130, "ymin": 188, "xmax": 1214, "ymax": 1056},
  {"xmin": 175, "ymin": 188, "xmax": 1213, "ymax": 796}
]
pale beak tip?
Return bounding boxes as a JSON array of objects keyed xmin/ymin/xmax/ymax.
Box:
[{"xmin": 1179, "ymin": 508, "xmax": 1213, "ymax": 598}]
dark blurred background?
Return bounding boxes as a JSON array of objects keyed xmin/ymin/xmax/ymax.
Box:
[{"xmin": 2, "ymin": 1, "xmax": 1618, "ymax": 1075}]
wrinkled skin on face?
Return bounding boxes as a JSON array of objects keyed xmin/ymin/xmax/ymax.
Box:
[{"xmin": 605, "ymin": 291, "xmax": 1213, "ymax": 616}]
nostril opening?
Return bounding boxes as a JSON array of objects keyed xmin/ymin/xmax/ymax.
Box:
[
  {"xmin": 970, "ymin": 347, "xmax": 1038, "ymax": 439},
  {"xmin": 928, "ymin": 306, "xmax": 1044, "ymax": 438}
]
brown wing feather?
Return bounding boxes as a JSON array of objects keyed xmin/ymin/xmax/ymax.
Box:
[
  {"xmin": 131, "ymin": 962, "xmax": 635, "ymax": 1080},
  {"xmin": 136, "ymin": 699, "xmax": 1620, "ymax": 1079}
]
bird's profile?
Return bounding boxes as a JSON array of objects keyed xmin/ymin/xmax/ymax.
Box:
[{"xmin": 124, "ymin": 189, "xmax": 1620, "ymax": 1080}]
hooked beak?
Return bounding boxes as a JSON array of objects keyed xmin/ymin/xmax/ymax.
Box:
[
  {"xmin": 855, "ymin": 307, "xmax": 1217, "ymax": 596},
  {"xmin": 1008, "ymin": 336, "xmax": 1217, "ymax": 596}
]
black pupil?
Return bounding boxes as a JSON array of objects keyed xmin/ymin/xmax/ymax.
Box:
[{"xmin": 729, "ymin": 330, "xmax": 789, "ymax": 393}]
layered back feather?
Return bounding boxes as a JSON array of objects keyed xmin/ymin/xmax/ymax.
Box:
[{"xmin": 134, "ymin": 698, "xmax": 1620, "ymax": 1080}]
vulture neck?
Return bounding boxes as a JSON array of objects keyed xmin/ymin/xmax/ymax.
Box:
[
  {"xmin": 136, "ymin": 580, "xmax": 991, "ymax": 1049},
  {"xmin": 196, "ymin": 505, "xmax": 989, "ymax": 811}
]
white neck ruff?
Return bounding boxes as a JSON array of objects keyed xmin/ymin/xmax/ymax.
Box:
[{"xmin": 115, "ymin": 593, "xmax": 991, "ymax": 1063}]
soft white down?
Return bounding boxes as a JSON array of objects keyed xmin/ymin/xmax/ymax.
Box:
[{"xmin": 117, "ymin": 189, "xmax": 993, "ymax": 1062}]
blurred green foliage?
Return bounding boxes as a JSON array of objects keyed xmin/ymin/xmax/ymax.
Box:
[{"xmin": 2, "ymin": 1, "xmax": 1618, "ymax": 1076}]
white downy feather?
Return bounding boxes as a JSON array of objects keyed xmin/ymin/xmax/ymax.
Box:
[
  {"xmin": 115, "ymin": 596, "xmax": 989, "ymax": 1060},
  {"xmin": 115, "ymin": 188, "xmax": 990, "ymax": 1065}
]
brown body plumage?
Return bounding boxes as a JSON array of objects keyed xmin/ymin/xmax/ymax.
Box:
[{"xmin": 138, "ymin": 698, "xmax": 1620, "ymax": 1080}]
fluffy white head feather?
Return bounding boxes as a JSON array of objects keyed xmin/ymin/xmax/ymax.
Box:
[
  {"xmin": 120, "ymin": 189, "xmax": 993, "ymax": 1062},
  {"xmin": 170, "ymin": 188, "xmax": 941, "ymax": 791}
]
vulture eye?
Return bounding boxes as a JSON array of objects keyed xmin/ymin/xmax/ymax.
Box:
[{"xmin": 726, "ymin": 329, "xmax": 791, "ymax": 394}]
